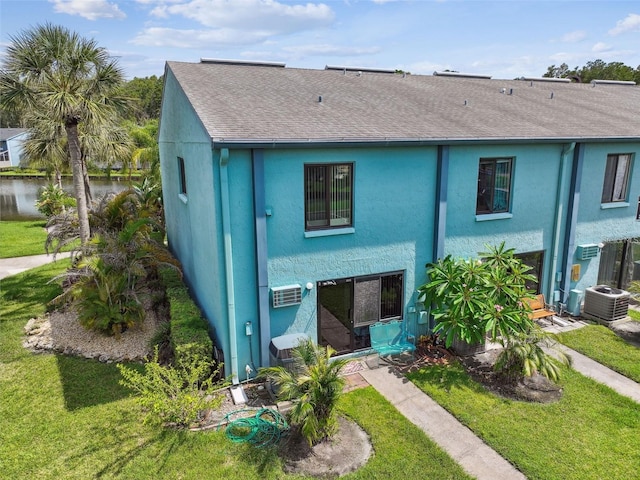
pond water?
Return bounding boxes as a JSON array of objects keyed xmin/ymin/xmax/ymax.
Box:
[{"xmin": 0, "ymin": 178, "xmax": 131, "ymax": 221}]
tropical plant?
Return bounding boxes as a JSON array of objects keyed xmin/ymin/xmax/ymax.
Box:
[
  {"xmin": 418, "ymin": 242, "xmax": 536, "ymax": 348},
  {"xmin": 259, "ymin": 338, "xmax": 349, "ymax": 446},
  {"xmin": 58, "ymin": 254, "xmax": 145, "ymax": 337},
  {"xmin": 0, "ymin": 23, "xmax": 130, "ymax": 244},
  {"xmin": 118, "ymin": 346, "xmax": 227, "ymax": 427},
  {"xmin": 35, "ymin": 183, "xmax": 76, "ymax": 218},
  {"xmin": 494, "ymin": 327, "xmax": 571, "ymax": 382},
  {"xmin": 50, "ymin": 200, "xmax": 178, "ymax": 336}
]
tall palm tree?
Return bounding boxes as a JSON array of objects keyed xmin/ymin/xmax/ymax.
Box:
[{"xmin": 0, "ymin": 23, "xmax": 128, "ymax": 243}]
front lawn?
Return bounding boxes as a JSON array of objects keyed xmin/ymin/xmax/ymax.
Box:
[
  {"xmin": 0, "ymin": 262, "xmax": 471, "ymax": 480},
  {"xmin": 0, "ymin": 220, "xmax": 48, "ymax": 258},
  {"xmin": 556, "ymin": 323, "xmax": 640, "ymax": 382},
  {"xmin": 408, "ymin": 362, "xmax": 640, "ymax": 480}
]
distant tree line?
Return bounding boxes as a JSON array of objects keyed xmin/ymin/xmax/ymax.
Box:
[{"xmin": 543, "ymin": 59, "xmax": 640, "ymax": 84}]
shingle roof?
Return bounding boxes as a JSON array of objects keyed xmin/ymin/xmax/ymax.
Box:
[
  {"xmin": 0, "ymin": 128, "xmax": 27, "ymax": 141},
  {"xmin": 166, "ymin": 61, "xmax": 640, "ymax": 146}
]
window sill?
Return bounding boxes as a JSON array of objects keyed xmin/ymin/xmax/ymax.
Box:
[
  {"xmin": 178, "ymin": 193, "xmax": 188, "ymax": 204},
  {"xmin": 304, "ymin": 227, "xmax": 355, "ymax": 238},
  {"xmin": 475, "ymin": 212, "xmax": 513, "ymax": 222},
  {"xmin": 600, "ymin": 202, "xmax": 629, "ymax": 209}
]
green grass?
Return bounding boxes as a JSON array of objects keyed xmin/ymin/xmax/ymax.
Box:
[
  {"xmin": 556, "ymin": 323, "xmax": 640, "ymax": 382},
  {"xmin": 1, "ymin": 262, "xmax": 471, "ymax": 480},
  {"xmin": 408, "ymin": 362, "xmax": 640, "ymax": 480},
  {"xmin": 0, "ymin": 220, "xmax": 49, "ymax": 258}
]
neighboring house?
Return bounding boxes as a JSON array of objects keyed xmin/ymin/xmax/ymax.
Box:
[
  {"xmin": 158, "ymin": 60, "xmax": 640, "ymax": 383},
  {"xmin": 0, "ymin": 128, "xmax": 28, "ymax": 168}
]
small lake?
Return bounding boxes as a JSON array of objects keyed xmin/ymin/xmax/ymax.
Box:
[{"xmin": 0, "ymin": 178, "xmax": 131, "ymax": 221}]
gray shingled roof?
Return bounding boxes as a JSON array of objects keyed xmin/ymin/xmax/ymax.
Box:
[
  {"xmin": 166, "ymin": 61, "xmax": 640, "ymax": 146},
  {"xmin": 0, "ymin": 128, "xmax": 27, "ymax": 141}
]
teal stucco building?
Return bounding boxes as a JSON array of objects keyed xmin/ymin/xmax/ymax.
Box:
[{"xmin": 158, "ymin": 60, "xmax": 640, "ymax": 383}]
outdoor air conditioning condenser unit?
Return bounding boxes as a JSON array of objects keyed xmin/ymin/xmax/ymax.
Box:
[{"xmin": 582, "ymin": 285, "xmax": 630, "ymax": 323}]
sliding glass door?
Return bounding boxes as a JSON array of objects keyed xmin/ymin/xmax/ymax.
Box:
[{"xmin": 318, "ymin": 272, "xmax": 403, "ymax": 355}]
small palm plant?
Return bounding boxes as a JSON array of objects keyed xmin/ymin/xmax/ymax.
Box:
[
  {"xmin": 494, "ymin": 327, "xmax": 571, "ymax": 382},
  {"xmin": 259, "ymin": 338, "xmax": 349, "ymax": 446}
]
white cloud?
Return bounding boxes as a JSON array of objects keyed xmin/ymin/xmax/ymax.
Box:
[
  {"xmin": 132, "ymin": 1, "xmax": 335, "ymax": 50},
  {"xmin": 592, "ymin": 42, "xmax": 612, "ymax": 53},
  {"xmin": 149, "ymin": 0, "xmax": 334, "ymax": 34},
  {"xmin": 609, "ymin": 13, "xmax": 640, "ymax": 35},
  {"xmin": 49, "ymin": 0, "xmax": 126, "ymax": 20},
  {"xmin": 282, "ymin": 44, "xmax": 381, "ymax": 56},
  {"xmin": 561, "ymin": 30, "xmax": 587, "ymax": 43},
  {"xmin": 131, "ymin": 27, "xmax": 269, "ymax": 47}
]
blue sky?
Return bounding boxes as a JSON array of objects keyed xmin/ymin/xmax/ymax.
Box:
[{"xmin": 1, "ymin": 0, "xmax": 639, "ymax": 80}]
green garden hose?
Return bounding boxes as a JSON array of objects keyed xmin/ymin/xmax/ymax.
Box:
[{"xmin": 221, "ymin": 408, "xmax": 289, "ymax": 447}]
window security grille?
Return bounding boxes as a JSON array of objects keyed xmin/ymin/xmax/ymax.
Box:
[
  {"xmin": 272, "ymin": 285, "xmax": 302, "ymax": 308},
  {"xmin": 576, "ymin": 244, "xmax": 599, "ymax": 260}
]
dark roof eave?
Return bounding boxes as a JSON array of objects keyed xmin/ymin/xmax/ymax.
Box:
[{"xmin": 211, "ymin": 135, "xmax": 640, "ymax": 150}]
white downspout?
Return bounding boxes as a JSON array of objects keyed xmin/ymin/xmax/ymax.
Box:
[
  {"xmin": 219, "ymin": 147, "xmax": 239, "ymax": 384},
  {"xmin": 549, "ymin": 142, "xmax": 575, "ymax": 304}
]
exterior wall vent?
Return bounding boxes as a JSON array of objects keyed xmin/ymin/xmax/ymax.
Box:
[
  {"xmin": 576, "ymin": 244, "xmax": 599, "ymax": 260},
  {"xmin": 271, "ymin": 284, "xmax": 302, "ymax": 308}
]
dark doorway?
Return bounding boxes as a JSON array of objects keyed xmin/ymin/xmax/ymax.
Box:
[{"xmin": 317, "ymin": 271, "xmax": 404, "ymax": 355}]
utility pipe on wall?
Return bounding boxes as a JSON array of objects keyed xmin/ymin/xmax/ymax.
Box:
[
  {"xmin": 559, "ymin": 143, "xmax": 584, "ymax": 305},
  {"xmin": 548, "ymin": 142, "xmax": 575, "ymax": 303},
  {"xmin": 219, "ymin": 147, "xmax": 240, "ymax": 384},
  {"xmin": 252, "ymin": 149, "xmax": 271, "ymax": 368}
]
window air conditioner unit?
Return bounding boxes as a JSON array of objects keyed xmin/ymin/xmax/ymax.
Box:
[
  {"xmin": 271, "ymin": 284, "xmax": 302, "ymax": 308},
  {"xmin": 576, "ymin": 244, "xmax": 599, "ymax": 260}
]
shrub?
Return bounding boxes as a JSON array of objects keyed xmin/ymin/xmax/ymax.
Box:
[
  {"xmin": 159, "ymin": 266, "xmax": 213, "ymax": 366},
  {"xmin": 494, "ymin": 328, "xmax": 571, "ymax": 382},
  {"xmin": 35, "ymin": 183, "xmax": 76, "ymax": 218},
  {"xmin": 118, "ymin": 347, "xmax": 227, "ymax": 427},
  {"xmin": 418, "ymin": 242, "xmax": 536, "ymax": 348}
]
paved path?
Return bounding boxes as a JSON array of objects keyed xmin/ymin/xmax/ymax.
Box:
[
  {"xmin": 0, "ymin": 252, "xmax": 71, "ymax": 280},
  {"xmin": 360, "ymin": 365, "xmax": 526, "ymax": 480},
  {"xmin": 544, "ymin": 319, "xmax": 640, "ymax": 404},
  {"xmin": 356, "ymin": 316, "xmax": 640, "ymax": 480}
]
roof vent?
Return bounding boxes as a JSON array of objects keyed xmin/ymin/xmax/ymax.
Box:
[
  {"xmin": 325, "ymin": 65, "xmax": 395, "ymax": 74},
  {"xmin": 433, "ymin": 71, "xmax": 492, "ymax": 79},
  {"xmin": 200, "ymin": 58, "xmax": 285, "ymax": 68},
  {"xmin": 272, "ymin": 285, "xmax": 302, "ymax": 308},
  {"xmin": 519, "ymin": 76, "xmax": 571, "ymax": 83},
  {"xmin": 591, "ymin": 79, "xmax": 636, "ymax": 86}
]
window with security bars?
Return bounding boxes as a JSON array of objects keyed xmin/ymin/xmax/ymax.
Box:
[
  {"xmin": 305, "ymin": 163, "xmax": 353, "ymax": 230},
  {"xmin": 476, "ymin": 158, "xmax": 513, "ymax": 214},
  {"xmin": 602, "ymin": 153, "xmax": 632, "ymax": 203}
]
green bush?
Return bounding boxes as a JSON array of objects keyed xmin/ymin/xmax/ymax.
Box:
[
  {"xmin": 117, "ymin": 346, "xmax": 227, "ymax": 427},
  {"xmin": 159, "ymin": 267, "xmax": 213, "ymax": 366},
  {"xmin": 35, "ymin": 183, "xmax": 76, "ymax": 218},
  {"xmin": 418, "ymin": 242, "xmax": 535, "ymax": 348}
]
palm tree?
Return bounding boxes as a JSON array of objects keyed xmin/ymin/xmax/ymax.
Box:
[
  {"xmin": 0, "ymin": 23, "xmax": 129, "ymax": 243},
  {"xmin": 259, "ymin": 339, "xmax": 349, "ymax": 446}
]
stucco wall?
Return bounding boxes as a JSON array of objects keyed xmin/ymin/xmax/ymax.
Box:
[
  {"xmin": 159, "ymin": 69, "xmax": 229, "ymax": 359},
  {"xmin": 573, "ymin": 142, "xmax": 640, "ymax": 292},
  {"xmin": 259, "ymin": 146, "xmax": 437, "ymax": 342}
]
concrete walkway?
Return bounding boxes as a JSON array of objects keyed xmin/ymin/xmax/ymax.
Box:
[
  {"xmin": 0, "ymin": 252, "xmax": 71, "ymax": 280},
  {"xmin": 356, "ymin": 316, "xmax": 640, "ymax": 480},
  {"xmin": 361, "ymin": 365, "xmax": 526, "ymax": 480},
  {"xmin": 543, "ymin": 319, "xmax": 640, "ymax": 404}
]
